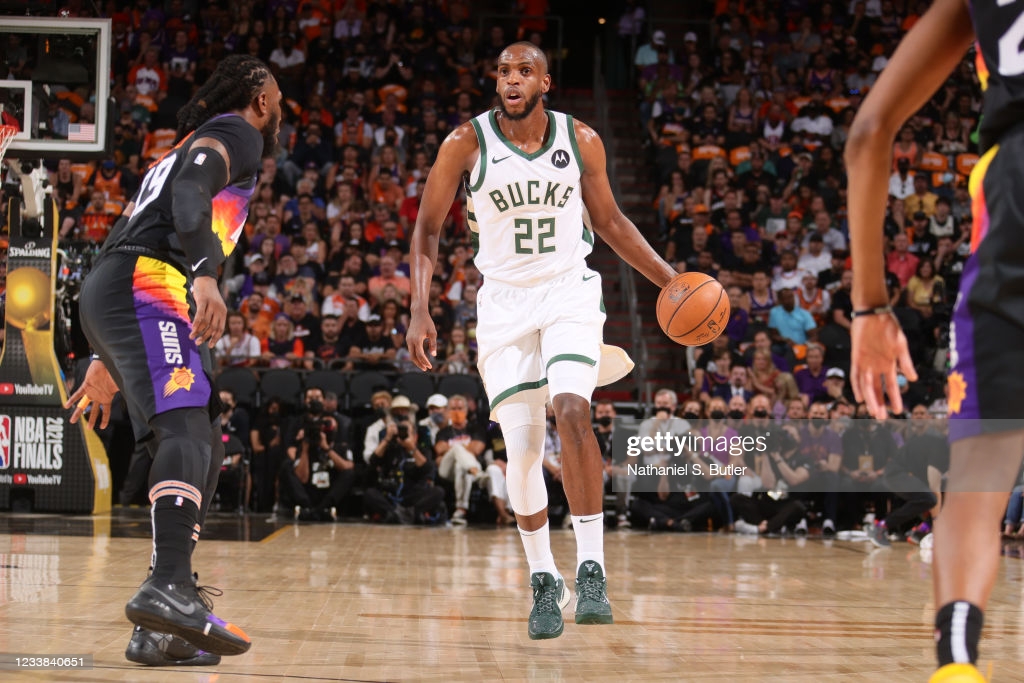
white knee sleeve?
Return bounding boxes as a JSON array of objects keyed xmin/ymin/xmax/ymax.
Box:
[
  {"xmin": 496, "ymin": 402, "xmax": 548, "ymax": 516},
  {"xmin": 546, "ymin": 358, "xmax": 599, "ymax": 403}
]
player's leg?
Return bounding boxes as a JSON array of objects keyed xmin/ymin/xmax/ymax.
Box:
[
  {"xmin": 86, "ymin": 256, "xmax": 250, "ymax": 656},
  {"xmin": 80, "ymin": 256, "xmax": 230, "ymax": 664},
  {"xmin": 549, "ymin": 381, "xmax": 613, "ymax": 623},
  {"xmin": 541, "ymin": 272, "xmax": 613, "ymax": 626},
  {"xmin": 930, "ymin": 133, "xmax": 1024, "ymax": 681},
  {"xmin": 931, "ymin": 433, "xmax": 1024, "ymax": 676},
  {"xmin": 495, "ymin": 399, "xmax": 570, "ymax": 639}
]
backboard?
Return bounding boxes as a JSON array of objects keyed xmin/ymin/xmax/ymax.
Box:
[{"xmin": 0, "ymin": 16, "xmax": 111, "ymax": 160}]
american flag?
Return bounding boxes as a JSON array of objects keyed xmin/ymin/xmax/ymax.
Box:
[{"xmin": 68, "ymin": 123, "xmax": 95, "ymax": 142}]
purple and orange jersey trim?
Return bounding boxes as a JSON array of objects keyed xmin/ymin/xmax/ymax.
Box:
[
  {"xmin": 133, "ymin": 256, "xmax": 190, "ymax": 322},
  {"xmin": 212, "ymin": 183, "xmax": 256, "ymax": 257},
  {"xmin": 975, "ymin": 41, "xmax": 989, "ymax": 92},
  {"xmin": 144, "ymin": 117, "xmax": 256, "ymax": 260},
  {"xmin": 967, "ymin": 144, "xmax": 998, "ymax": 254},
  {"xmin": 132, "ymin": 256, "xmax": 211, "ymax": 415}
]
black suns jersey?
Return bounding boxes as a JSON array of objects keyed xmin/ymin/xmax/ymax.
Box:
[
  {"xmin": 971, "ymin": 0, "xmax": 1024, "ymax": 152},
  {"xmin": 104, "ymin": 113, "xmax": 263, "ymax": 277}
]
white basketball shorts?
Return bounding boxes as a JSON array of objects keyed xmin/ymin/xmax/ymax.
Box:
[{"xmin": 476, "ymin": 266, "xmax": 634, "ymax": 412}]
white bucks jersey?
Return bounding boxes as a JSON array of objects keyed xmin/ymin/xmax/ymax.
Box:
[{"xmin": 466, "ymin": 109, "xmax": 593, "ymax": 287}]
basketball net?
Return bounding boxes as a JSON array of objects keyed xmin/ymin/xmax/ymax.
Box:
[
  {"xmin": 0, "ymin": 123, "xmax": 17, "ymax": 177},
  {"xmin": 1, "ymin": 124, "xmax": 48, "ymax": 220}
]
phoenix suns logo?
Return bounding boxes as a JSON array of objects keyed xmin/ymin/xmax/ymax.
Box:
[{"xmin": 163, "ymin": 367, "xmax": 196, "ymax": 398}]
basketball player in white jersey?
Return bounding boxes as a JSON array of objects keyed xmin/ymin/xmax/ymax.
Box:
[{"xmin": 408, "ymin": 42, "xmax": 677, "ymax": 639}]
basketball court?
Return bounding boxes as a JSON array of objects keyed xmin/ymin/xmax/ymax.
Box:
[{"xmin": 1, "ymin": 511, "xmax": 1023, "ymax": 681}]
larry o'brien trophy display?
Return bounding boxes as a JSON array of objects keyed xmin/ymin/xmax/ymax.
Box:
[{"xmin": 0, "ymin": 162, "xmax": 110, "ymax": 513}]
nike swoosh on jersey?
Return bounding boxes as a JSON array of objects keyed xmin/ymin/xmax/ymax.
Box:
[
  {"xmin": 149, "ymin": 586, "xmax": 197, "ymax": 615},
  {"xmin": 492, "ymin": 155, "xmax": 512, "ymax": 164},
  {"xmin": 583, "ymin": 274, "xmax": 598, "ymax": 281},
  {"xmin": 191, "ymin": 257, "xmax": 208, "ymax": 272}
]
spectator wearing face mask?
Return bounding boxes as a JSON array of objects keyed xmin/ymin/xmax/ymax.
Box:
[
  {"xmin": 689, "ymin": 397, "xmax": 741, "ymax": 529},
  {"xmin": 418, "ymin": 393, "xmax": 449, "ymax": 445},
  {"xmin": 636, "ymin": 389, "xmax": 692, "ymax": 468}
]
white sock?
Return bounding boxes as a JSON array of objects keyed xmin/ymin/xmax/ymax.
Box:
[
  {"xmin": 571, "ymin": 513, "xmax": 605, "ymax": 573},
  {"xmin": 519, "ymin": 522, "xmax": 559, "ymax": 578}
]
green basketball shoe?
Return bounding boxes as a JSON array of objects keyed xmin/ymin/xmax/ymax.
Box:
[
  {"xmin": 528, "ymin": 572, "xmax": 571, "ymax": 640},
  {"xmin": 574, "ymin": 561, "xmax": 613, "ymax": 625}
]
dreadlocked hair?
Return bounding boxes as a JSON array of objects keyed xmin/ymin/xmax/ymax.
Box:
[{"xmin": 175, "ymin": 55, "xmax": 272, "ymax": 143}]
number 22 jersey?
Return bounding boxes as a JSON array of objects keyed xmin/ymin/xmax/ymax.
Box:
[{"xmin": 465, "ymin": 109, "xmax": 593, "ymax": 288}]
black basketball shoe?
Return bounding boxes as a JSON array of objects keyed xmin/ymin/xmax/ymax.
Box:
[
  {"xmin": 125, "ymin": 625, "xmax": 222, "ymax": 666},
  {"xmin": 125, "ymin": 577, "xmax": 251, "ymax": 656}
]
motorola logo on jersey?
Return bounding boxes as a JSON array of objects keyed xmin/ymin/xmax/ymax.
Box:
[
  {"xmin": 158, "ymin": 320, "xmax": 184, "ymax": 365},
  {"xmin": 551, "ymin": 149, "xmax": 570, "ymax": 169}
]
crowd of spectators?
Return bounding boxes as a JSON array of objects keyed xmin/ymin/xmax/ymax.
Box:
[
  {"xmin": 3, "ymin": 1, "xmax": 1016, "ymax": 542},
  {"xmin": 624, "ymin": 0, "xmax": 987, "ymax": 541}
]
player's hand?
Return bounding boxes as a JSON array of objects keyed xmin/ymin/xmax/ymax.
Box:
[
  {"xmin": 407, "ymin": 309, "xmax": 437, "ymax": 371},
  {"xmin": 65, "ymin": 359, "xmax": 119, "ymax": 430},
  {"xmin": 190, "ymin": 276, "xmax": 227, "ymax": 348},
  {"xmin": 850, "ymin": 313, "xmax": 918, "ymax": 421}
]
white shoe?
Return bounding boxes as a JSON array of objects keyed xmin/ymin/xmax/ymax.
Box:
[
  {"xmin": 734, "ymin": 520, "xmax": 760, "ymax": 535},
  {"xmin": 451, "ymin": 509, "xmax": 467, "ymax": 525},
  {"xmin": 919, "ymin": 532, "xmax": 934, "ymax": 550}
]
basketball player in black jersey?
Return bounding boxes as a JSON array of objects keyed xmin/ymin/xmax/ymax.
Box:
[
  {"xmin": 66, "ymin": 55, "xmax": 282, "ymax": 664},
  {"xmin": 847, "ymin": 1, "xmax": 1024, "ymax": 681}
]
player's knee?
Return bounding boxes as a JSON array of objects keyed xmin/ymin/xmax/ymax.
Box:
[
  {"xmin": 148, "ymin": 408, "xmax": 214, "ymax": 484},
  {"xmin": 552, "ymin": 393, "xmax": 592, "ymax": 438}
]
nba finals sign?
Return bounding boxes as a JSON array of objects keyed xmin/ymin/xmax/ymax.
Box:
[{"xmin": 0, "ymin": 195, "xmax": 110, "ymax": 513}]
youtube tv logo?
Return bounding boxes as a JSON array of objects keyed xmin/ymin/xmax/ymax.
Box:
[
  {"xmin": 0, "ymin": 384, "xmax": 13, "ymax": 396},
  {"xmin": 13, "ymin": 474, "xmax": 26, "ymax": 485}
]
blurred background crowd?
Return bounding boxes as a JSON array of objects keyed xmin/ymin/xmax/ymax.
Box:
[{"xmin": 0, "ymin": 0, "xmax": 1012, "ymax": 545}]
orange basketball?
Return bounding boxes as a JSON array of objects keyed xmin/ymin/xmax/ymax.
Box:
[{"xmin": 656, "ymin": 272, "xmax": 730, "ymax": 346}]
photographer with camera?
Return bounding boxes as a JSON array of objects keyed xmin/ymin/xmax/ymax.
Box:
[
  {"xmin": 278, "ymin": 387, "xmax": 356, "ymax": 521},
  {"xmin": 364, "ymin": 395, "xmax": 445, "ymax": 524}
]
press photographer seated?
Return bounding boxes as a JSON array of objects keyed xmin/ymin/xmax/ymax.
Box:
[
  {"xmin": 278, "ymin": 387, "xmax": 356, "ymax": 521},
  {"xmin": 363, "ymin": 395, "xmax": 446, "ymax": 525}
]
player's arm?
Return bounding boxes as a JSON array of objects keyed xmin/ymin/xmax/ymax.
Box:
[
  {"xmin": 845, "ymin": 0, "xmax": 973, "ymax": 417},
  {"xmin": 575, "ymin": 119, "xmax": 676, "ymax": 289},
  {"xmin": 408, "ymin": 122, "xmax": 479, "ymax": 370},
  {"xmin": 171, "ymin": 136, "xmax": 235, "ymax": 347}
]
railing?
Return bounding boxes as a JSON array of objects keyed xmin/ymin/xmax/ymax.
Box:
[
  {"xmin": 592, "ymin": 36, "xmax": 650, "ymax": 411},
  {"xmin": 474, "ymin": 13, "xmax": 565, "ymax": 89}
]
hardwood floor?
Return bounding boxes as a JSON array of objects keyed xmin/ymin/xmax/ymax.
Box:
[{"xmin": 1, "ymin": 513, "xmax": 1022, "ymax": 681}]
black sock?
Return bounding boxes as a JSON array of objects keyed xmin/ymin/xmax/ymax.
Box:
[
  {"xmin": 150, "ymin": 496, "xmax": 199, "ymax": 584},
  {"xmin": 935, "ymin": 601, "xmax": 984, "ymax": 666}
]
